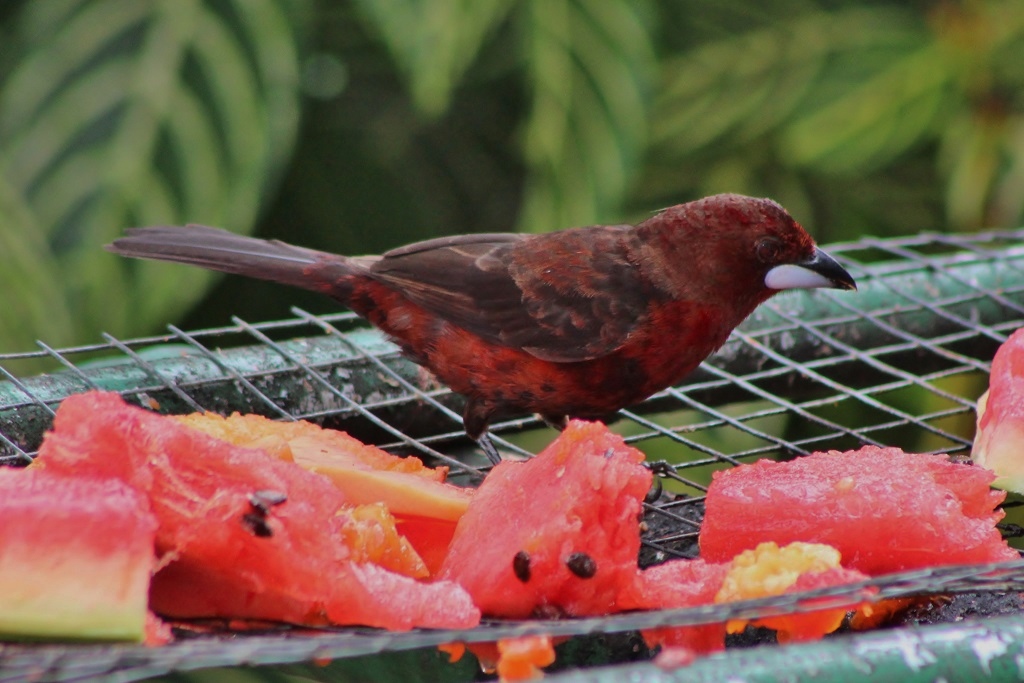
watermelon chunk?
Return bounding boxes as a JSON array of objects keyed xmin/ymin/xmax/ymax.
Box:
[
  {"xmin": 618, "ymin": 558, "xmax": 730, "ymax": 655},
  {"xmin": 699, "ymin": 446, "xmax": 1017, "ymax": 574},
  {"xmin": 177, "ymin": 411, "xmax": 474, "ymax": 574},
  {"xmin": 0, "ymin": 468, "xmax": 156, "ymax": 641},
  {"xmin": 973, "ymin": 327, "xmax": 1024, "ymax": 493},
  {"xmin": 35, "ymin": 391, "xmax": 480, "ymax": 630},
  {"xmin": 438, "ymin": 420, "xmax": 652, "ymax": 618}
]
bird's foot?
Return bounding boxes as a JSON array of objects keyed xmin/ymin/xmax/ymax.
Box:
[
  {"xmin": 478, "ymin": 433, "xmax": 502, "ymax": 465},
  {"xmin": 645, "ymin": 460, "xmax": 676, "ymax": 476},
  {"xmin": 537, "ymin": 413, "xmax": 569, "ymax": 431}
]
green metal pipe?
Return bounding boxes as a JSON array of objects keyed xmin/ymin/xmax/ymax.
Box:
[
  {"xmin": 545, "ymin": 613, "xmax": 1024, "ymax": 683},
  {"xmin": 0, "ymin": 329, "xmax": 442, "ymax": 462}
]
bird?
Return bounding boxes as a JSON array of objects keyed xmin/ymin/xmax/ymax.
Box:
[{"xmin": 107, "ymin": 193, "xmax": 856, "ymax": 463}]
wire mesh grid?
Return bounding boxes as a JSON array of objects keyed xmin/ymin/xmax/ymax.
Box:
[{"xmin": 3, "ymin": 229, "xmax": 1024, "ymax": 681}]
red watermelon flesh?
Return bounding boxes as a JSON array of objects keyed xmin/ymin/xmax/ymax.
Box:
[
  {"xmin": 973, "ymin": 327, "xmax": 1024, "ymax": 493},
  {"xmin": 438, "ymin": 420, "xmax": 653, "ymax": 618},
  {"xmin": 699, "ymin": 446, "xmax": 1017, "ymax": 574},
  {"xmin": 0, "ymin": 467, "xmax": 156, "ymax": 641},
  {"xmin": 396, "ymin": 515, "xmax": 461, "ymax": 576},
  {"xmin": 152, "ymin": 554, "xmax": 480, "ymax": 631},
  {"xmin": 173, "ymin": 411, "xmax": 473, "ymax": 577},
  {"xmin": 618, "ymin": 559, "xmax": 730, "ymax": 655},
  {"xmin": 35, "ymin": 391, "xmax": 480, "ymax": 630}
]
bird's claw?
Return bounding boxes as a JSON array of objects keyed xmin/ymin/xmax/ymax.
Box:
[
  {"xmin": 645, "ymin": 460, "xmax": 676, "ymax": 476},
  {"xmin": 479, "ymin": 434, "xmax": 502, "ymax": 465}
]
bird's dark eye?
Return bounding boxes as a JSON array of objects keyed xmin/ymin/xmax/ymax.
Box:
[{"xmin": 756, "ymin": 237, "xmax": 782, "ymax": 264}]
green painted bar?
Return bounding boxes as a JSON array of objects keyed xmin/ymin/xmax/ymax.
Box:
[{"xmin": 545, "ymin": 613, "xmax": 1024, "ymax": 682}]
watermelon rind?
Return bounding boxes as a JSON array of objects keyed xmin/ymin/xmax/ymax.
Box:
[{"xmin": 0, "ymin": 469, "xmax": 156, "ymax": 642}]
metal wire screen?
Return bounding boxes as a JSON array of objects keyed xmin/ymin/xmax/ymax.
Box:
[{"xmin": 3, "ymin": 229, "xmax": 1024, "ymax": 682}]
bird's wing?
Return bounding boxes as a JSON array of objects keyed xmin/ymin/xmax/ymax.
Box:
[{"xmin": 369, "ymin": 228, "xmax": 655, "ymax": 362}]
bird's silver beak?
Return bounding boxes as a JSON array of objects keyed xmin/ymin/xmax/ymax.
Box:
[{"xmin": 764, "ymin": 247, "xmax": 857, "ymax": 291}]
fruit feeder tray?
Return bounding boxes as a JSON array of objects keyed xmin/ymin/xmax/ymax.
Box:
[{"xmin": 4, "ymin": 230, "xmax": 1024, "ymax": 682}]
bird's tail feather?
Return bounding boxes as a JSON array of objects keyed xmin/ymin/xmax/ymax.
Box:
[{"xmin": 106, "ymin": 225, "xmax": 356, "ymax": 294}]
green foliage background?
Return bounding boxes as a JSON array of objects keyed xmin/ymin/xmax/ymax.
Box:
[{"xmin": 0, "ymin": 0, "xmax": 1023, "ymax": 349}]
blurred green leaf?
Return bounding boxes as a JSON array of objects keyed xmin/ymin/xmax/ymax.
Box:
[
  {"xmin": 988, "ymin": 116, "xmax": 1024, "ymax": 227},
  {"xmin": 0, "ymin": 0, "xmax": 302, "ymax": 348},
  {"xmin": 517, "ymin": 0, "xmax": 656, "ymax": 232},
  {"xmin": 781, "ymin": 43, "xmax": 948, "ymax": 172},
  {"xmin": 645, "ymin": 1, "xmax": 1024, "ymax": 230},
  {"xmin": 940, "ymin": 108, "xmax": 1006, "ymax": 229},
  {"xmin": 353, "ymin": 0, "xmax": 513, "ymax": 117},
  {"xmin": 650, "ymin": 7, "xmax": 926, "ymax": 162},
  {"xmin": 0, "ymin": 175, "xmax": 73, "ymax": 354},
  {"xmin": 935, "ymin": 0, "xmax": 1024, "ymax": 228}
]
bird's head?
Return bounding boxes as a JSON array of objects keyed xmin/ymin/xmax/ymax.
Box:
[{"xmin": 636, "ymin": 194, "xmax": 856, "ymax": 307}]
